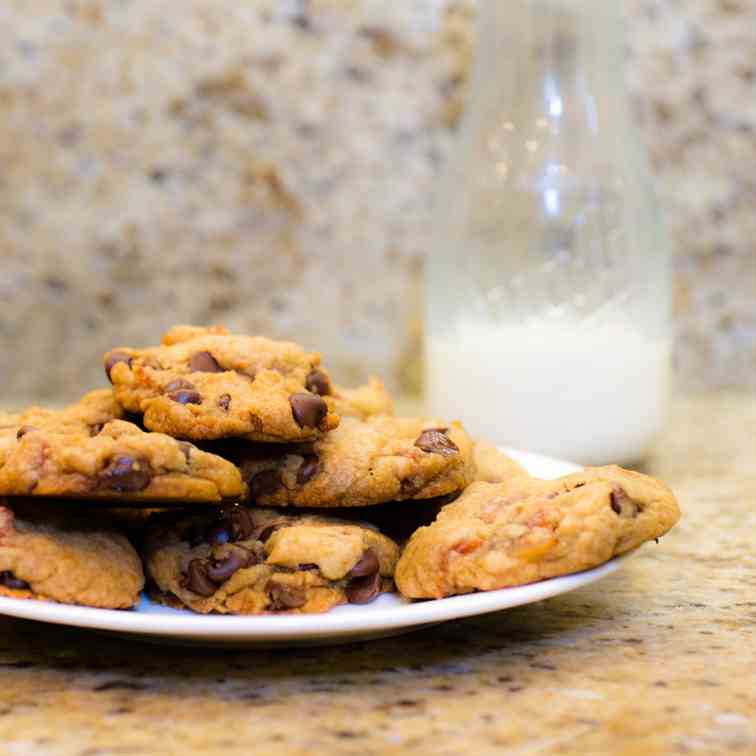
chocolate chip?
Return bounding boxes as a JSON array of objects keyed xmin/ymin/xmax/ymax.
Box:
[
  {"xmin": 240, "ymin": 544, "xmax": 262, "ymax": 566},
  {"xmin": 99, "ymin": 455, "xmax": 153, "ymax": 492},
  {"xmin": 414, "ymin": 428, "xmax": 459, "ymax": 456},
  {"xmin": 90, "ymin": 423, "xmax": 104, "ymax": 436},
  {"xmin": 249, "ymin": 469, "xmax": 281, "ymax": 499},
  {"xmin": 206, "ymin": 519, "xmax": 233, "ymax": 546},
  {"xmin": 298, "ymin": 563, "xmax": 319, "ymax": 572},
  {"xmin": 218, "ymin": 394, "xmax": 231, "ymax": 411},
  {"xmin": 0, "ymin": 571, "xmax": 30, "ymax": 590},
  {"xmin": 350, "ymin": 548, "xmax": 379, "ymax": 578},
  {"xmin": 177, "ymin": 441, "xmax": 193, "ymax": 463},
  {"xmin": 16, "ymin": 425, "xmax": 37, "ymax": 440},
  {"xmin": 346, "ymin": 571, "xmax": 381, "ymax": 604},
  {"xmin": 183, "ymin": 559, "xmax": 217, "ymax": 597},
  {"xmin": 400, "ymin": 476, "xmax": 423, "ymax": 496},
  {"xmin": 296, "ymin": 454, "xmax": 320, "ymax": 484},
  {"xmin": 289, "ymin": 393, "xmax": 327, "ymax": 428},
  {"xmin": 258, "ymin": 524, "xmax": 282, "ymax": 543},
  {"xmin": 610, "ymin": 486, "xmax": 639, "ymax": 518},
  {"xmin": 305, "ymin": 369, "xmax": 331, "ymax": 396},
  {"xmin": 165, "ymin": 379, "xmax": 193, "ymax": 393},
  {"xmin": 105, "ymin": 351, "xmax": 132, "ymax": 381},
  {"xmin": 189, "ymin": 351, "xmax": 223, "ymax": 373},
  {"xmin": 230, "ymin": 507, "xmax": 256, "ymax": 540},
  {"xmin": 267, "ymin": 580, "xmax": 306, "ymax": 610},
  {"xmin": 168, "ymin": 389, "xmax": 202, "ymax": 405},
  {"xmin": 205, "ymin": 550, "xmax": 248, "ymax": 583}
]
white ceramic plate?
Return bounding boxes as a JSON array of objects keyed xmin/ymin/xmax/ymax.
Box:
[{"xmin": 0, "ymin": 449, "xmax": 626, "ymax": 647}]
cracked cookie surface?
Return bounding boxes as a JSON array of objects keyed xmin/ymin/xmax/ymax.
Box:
[
  {"xmin": 0, "ymin": 502, "xmax": 144, "ymax": 608},
  {"xmin": 104, "ymin": 325, "xmax": 339, "ymax": 442},
  {"xmin": 144, "ymin": 506, "xmax": 399, "ymax": 614},
  {"xmin": 0, "ymin": 415, "xmax": 244, "ymax": 502},
  {"xmin": 395, "ymin": 465, "xmax": 681, "ymax": 599},
  {"xmin": 221, "ymin": 416, "xmax": 474, "ymax": 508}
]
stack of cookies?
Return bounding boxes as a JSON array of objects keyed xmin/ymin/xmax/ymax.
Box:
[{"xmin": 0, "ymin": 325, "xmax": 680, "ymax": 614}]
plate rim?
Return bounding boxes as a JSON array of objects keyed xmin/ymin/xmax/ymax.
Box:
[
  {"xmin": 0, "ymin": 558, "xmax": 624, "ymax": 639},
  {"xmin": 0, "ymin": 447, "xmax": 629, "ymax": 641}
]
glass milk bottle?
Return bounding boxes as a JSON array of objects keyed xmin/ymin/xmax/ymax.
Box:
[{"xmin": 425, "ymin": 0, "xmax": 671, "ymax": 465}]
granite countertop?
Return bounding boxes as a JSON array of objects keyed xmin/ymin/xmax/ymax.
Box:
[{"xmin": 1, "ymin": 395, "xmax": 754, "ymax": 755}]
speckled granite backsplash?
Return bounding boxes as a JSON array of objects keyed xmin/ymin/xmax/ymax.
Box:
[{"xmin": 0, "ymin": 0, "xmax": 754, "ymax": 402}]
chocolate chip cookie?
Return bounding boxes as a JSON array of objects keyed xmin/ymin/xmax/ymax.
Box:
[
  {"xmin": 0, "ymin": 418, "xmax": 244, "ymax": 502},
  {"xmin": 0, "ymin": 502, "xmax": 144, "ymax": 608},
  {"xmin": 395, "ymin": 465, "xmax": 681, "ymax": 599},
  {"xmin": 225, "ymin": 416, "xmax": 474, "ymax": 508},
  {"xmin": 144, "ymin": 506, "xmax": 400, "ymax": 614},
  {"xmin": 104, "ymin": 325, "xmax": 339, "ymax": 442}
]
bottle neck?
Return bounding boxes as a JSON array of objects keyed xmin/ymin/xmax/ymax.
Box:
[
  {"xmin": 468, "ymin": 0, "xmax": 627, "ymax": 135},
  {"xmin": 476, "ymin": 0, "xmax": 625, "ymax": 62}
]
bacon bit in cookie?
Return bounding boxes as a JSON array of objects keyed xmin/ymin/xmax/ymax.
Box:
[
  {"xmin": 515, "ymin": 536, "xmax": 557, "ymax": 562},
  {"xmin": 526, "ymin": 510, "xmax": 555, "ymax": 530},
  {"xmin": 481, "ymin": 503, "xmax": 500, "ymax": 523},
  {"xmin": 452, "ymin": 538, "xmax": 483, "ymax": 555}
]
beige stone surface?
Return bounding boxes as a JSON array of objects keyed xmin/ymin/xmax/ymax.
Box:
[
  {"xmin": 0, "ymin": 1, "xmax": 754, "ymax": 403},
  {"xmin": 0, "ymin": 394, "xmax": 754, "ymax": 755}
]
